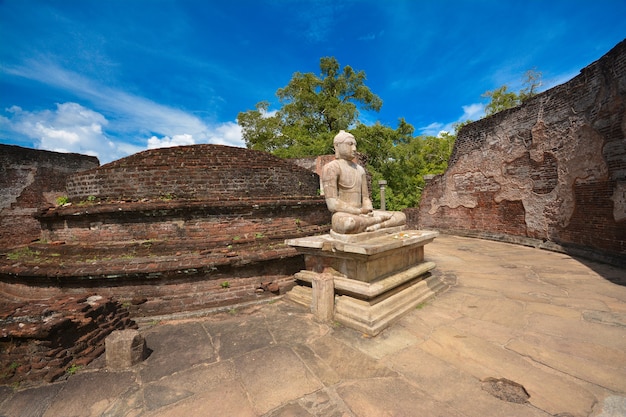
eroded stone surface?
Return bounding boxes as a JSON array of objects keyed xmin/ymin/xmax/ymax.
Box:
[{"xmin": 419, "ymin": 40, "xmax": 626, "ymax": 263}]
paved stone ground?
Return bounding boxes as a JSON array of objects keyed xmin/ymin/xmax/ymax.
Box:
[{"xmin": 1, "ymin": 234, "xmax": 625, "ymax": 417}]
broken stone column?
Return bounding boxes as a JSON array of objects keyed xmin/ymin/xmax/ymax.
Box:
[
  {"xmin": 105, "ymin": 329, "xmax": 148, "ymax": 369},
  {"xmin": 311, "ymin": 272, "xmax": 334, "ymax": 322}
]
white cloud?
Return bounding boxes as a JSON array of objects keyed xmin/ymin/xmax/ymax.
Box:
[
  {"xmin": 419, "ymin": 102, "xmax": 485, "ymax": 137},
  {"xmin": 5, "ymin": 103, "xmax": 117, "ymax": 159},
  {"xmin": 1, "ymin": 60, "xmax": 246, "ymax": 162},
  {"xmin": 206, "ymin": 121, "xmax": 242, "ymax": 146},
  {"xmin": 418, "ymin": 122, "xmax": 445, "ymax": 136},
  {"xmin": 461, "ymin": 103, "xmax": 485, "ymax": 121},
  {"xmin": 148, "ymin": 133, "xmax": 195, "ymax": 149}
]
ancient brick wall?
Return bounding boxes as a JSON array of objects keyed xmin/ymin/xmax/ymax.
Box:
[
  {"xmin": 66, "ymin": 144, "xmax": 320, "ymax": 201},
  {"xmin": 2, "ymin": 144, "xmax": 331, "ymax": 317},
  {"xmin": 41, "ymin": 144, "xmax": 330, "ymax": 245},
  {"xmin": 419, "ymin": 40, "xmax": 626, "ymax": 264},
  {"xmin": 0, "ymin": 145, "xmax": 99, "ymax": 248},
  {"xmin": 38, "ymin": 199, "xmax": 329, "ymax": 244}
]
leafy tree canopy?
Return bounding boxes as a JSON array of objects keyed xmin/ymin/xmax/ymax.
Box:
[
  {"xmin": 238, "ymin": 57, "xmax": 382, "ymax": 158},
  {"xmin": 237, "ymin": 57, "xmax": 456, "ymax": 210},
  {"xmin": 482, "ymin": 69, "xmax": 543, "ymax": 116}
]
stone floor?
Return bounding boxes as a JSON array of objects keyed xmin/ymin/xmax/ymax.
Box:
[{"xmin": 1, "ymin": 234, "xmax": 625, "ymax": 417}]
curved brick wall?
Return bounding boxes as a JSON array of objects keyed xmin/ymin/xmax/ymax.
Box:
[
  {"xmin": 66, "ymin": 144, "xmax": 320, "ymax": 201},
  {"xmin": 419, "ymin": 39, "xmax": 626, "ymax": 265}
]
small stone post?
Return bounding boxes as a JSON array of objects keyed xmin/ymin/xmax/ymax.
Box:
[
  {"xmin": 105, "ymin": 329, "xmax": 148, "ymax": 369},
  {"xmin": 311, "ymin": 272, "xmax": 335, "ymax": 322},
  {"xmin": 378, "ymin": 180, "xmax": 387, "ymax": 211}
]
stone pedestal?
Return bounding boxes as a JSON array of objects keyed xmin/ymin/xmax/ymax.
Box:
[{"xmin": 286, "ymin": 229, "xmax": 445, "ymax": 335}]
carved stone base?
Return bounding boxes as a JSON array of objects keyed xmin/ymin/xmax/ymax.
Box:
[
  {"xmin": 286, "ymin": 229, "xmax": 446, "ymax": 335},
  {"xmin": 288, "ymin": 272, "xmax": 445, "ymax": 335}
]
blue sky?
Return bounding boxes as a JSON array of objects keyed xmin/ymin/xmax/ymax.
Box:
[{"xmin": 1, "ymin": 0, "xmax": 624, "ymax": 164}]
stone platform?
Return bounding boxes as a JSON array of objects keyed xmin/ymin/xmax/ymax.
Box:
[
  {"xmin": 2, "ymin": 235, "xmax": 625, "ymax": 417},
  {"xmin": 286, "ymin": 229, "xmax": 445, "ymax": 335}
]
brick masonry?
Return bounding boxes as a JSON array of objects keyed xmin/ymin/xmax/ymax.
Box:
[
  {"xmin": 419, "ymin": 39, "xmax": 626, "ymax": 265},
  {"xmin": 0, "ymin": 145, "xmax": 99, "ymax": 248},
  {"xmin": 66, "ymin": 144, "xmax": 320, "ymax": 201},
  {"xmin": 0, "ymin": 145, "xmax": 331, "ymax": 385},
  {"xmin": 1, "ymin": 145, "xmax": 331, "ymax": 316},
  {"xmin": 0, "ymin": 295, "xmax": 136, "ymax": 386}
]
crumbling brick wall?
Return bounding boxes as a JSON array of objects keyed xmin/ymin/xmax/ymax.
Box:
[
  {"xmin": 0, "ymin": 295, "xmax": 136, "ymax": 385},
  {"xmin": 419, "ymin": 40, "xmax": 626, "ymax": 264},
  {"xmin": 0, "ymin": 145, "xmax": 99, "ymax": 248}
]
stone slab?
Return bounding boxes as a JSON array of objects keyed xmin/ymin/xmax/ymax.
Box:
[
  {"xmin": 139, "ymin": 322, "xmax": 216, "ymax": 383},
  {"xmin": 506, "ymin": 333, "xmax": 626, "ymax": 393},
  {"xmin": 296, "ymin": 261, "xmax": 436, "ymax": 299},
  {"xmin": 40, "ymin": 371, "xmax": 137, "ymax": 417},
  {"xmin": 286, "ymin": 229, "xmax": 439, "ymax": 256},
  {"xmin": 234, "ymin": 345, "xmax": 323, "ymax": 414},
  {"xmin": 385, "ymin": 347, "xmax": 549, "ymax": 417},
  {"xmin": 334, "ymin": 273, "xmax": 448, "ymax": 335},
  {"xmin": 305, "ymin": 334, "xmax": 397, "ymax": 380},
  {"xmin": 203, "ymin": 315, "xmax": 275, "ymax": 360},
  {"xmin": 0, "ymin": 383, "xmax": 63, "ymax": 417},
  {"xmin": 146, "ymin": 381, "xmax": 257, "ymax": 417},
  {"xmin": 336, "ymin": 377, "xmax": 465, "ymax": 417},
  {"xmin": 419, "ymin": 326, "xmax": 597, "ymax": 416}
]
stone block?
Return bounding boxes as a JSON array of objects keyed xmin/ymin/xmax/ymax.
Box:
[
  {"xmin": 311, "ymin": 272, "xmax": 334, "ymax": 322},
  {"xmin": 287, "ymin": 230, "xmax": 438, "ymax": 283},
  {"xmin": 105, "ymin": 329, "xmax": 147, "ymax": 369}
]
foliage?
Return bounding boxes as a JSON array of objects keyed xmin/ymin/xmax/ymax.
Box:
[
  {"xmin": 482, "ymin": 69, "xmax": 542, "ymax": 116},
  {"xmin": 66, "ymin": 364, "xmax": 82, "ymax": 375},
  {"xmin": 348, "ymin": 121, "xmax": 455, "ymax": 210},
  {"xmin": 238, "ymin": 57, "xmax": 382, "ymax": 158},
  {"xmin": 237, "ymin": 56, "xmax": 456, "ymax": 209},
  {"xmin": 482, "ymin": 85, "xmax": 520, "ymax": 116},
  {"xmin": 56, "ymin": 196, "xmax": 69, "ymax": 206},
  {"xmin": 6, "ymin": 247, "xmax": 41, "ymax": 261}
]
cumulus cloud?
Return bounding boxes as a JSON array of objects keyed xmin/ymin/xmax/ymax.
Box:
[
  {"xmin": 2, "ymin": 101, "xmax": 245, "ymax": 163},
  {"xmin": 1, "ymin": 60, "xmax": 246, "ymax": 162},
  {"xmin": 207, "ymin": 121, "xmax": 242, "ymax": 146},
  {"xmin": 4, "ymin": 103, "xmax": 118, "ymax": 158},
  {"xmin": 147, "ymin": 133, "xmax": 195, "ymax": 149}
]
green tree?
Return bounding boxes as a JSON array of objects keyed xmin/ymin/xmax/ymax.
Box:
[
  {"xmin": 237, "ymin": 57, "xmax": 457, "ymax": 210},
  {"xmin": 519, "ymin": 68, "xmax": 542, "ymax": 101},
  {"xmin": 482, "ymin": 69, "xmax": 542, "ymax": 116},
  {"xmin": 349, "ymin": 121, "xmax": 454, "ymax": 211},
  {"xmin": 482, "ymin": 85, "xmax": 520, "ymax": 116},
  {"xmin": 238, "ymin": 57, "xmax": 382, "ymax": 158}
]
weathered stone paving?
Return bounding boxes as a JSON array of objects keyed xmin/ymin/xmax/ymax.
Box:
[{"xmin": 1, "ymin": 234, "xmax": 624, "ymax": 417}]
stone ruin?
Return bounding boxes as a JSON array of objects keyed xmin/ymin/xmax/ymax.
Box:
[
  {"xmin": 1, "ymin": 38, "xmax": 625, "ymax": 385},
  {"xmin": 0, "ymin": 145, "xmax": 99, "ymax": 248},
  {"xmin": 0, "ymin": 144, "xmax": 330, "ymax": 385},
  {"xmin": 419, "ymin": 39, "xmax": 626, "ymax": 266},
  {"xmin": 3, "ymin": 144, "xmax": 330, "ymax": 312}
]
